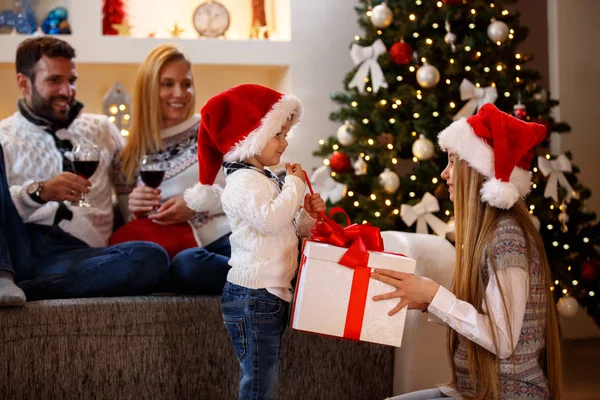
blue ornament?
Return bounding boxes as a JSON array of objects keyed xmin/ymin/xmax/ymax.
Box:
[
  {"xmin": 41, "ymin": 17, "xmax": 51, "ymax": 33},
  {"xmin": 48, "ymin": 26, "xmax": 60, "ymax": 35},
  {"xmin": 0, "ymin": 1, "xmax": 37, "ymax": 33},
  {"xmin": 42, "ymin": 17, "xmax": 60, "ymax": 33},
  {"xmin": 0, "ymin": 10, "xmax": 17, "ymax": 29},
  {"xmin": 48, "ymin": 7, "xmax": 68, "ymax": 22},
  {"xmin": 19, "ymin": 0, "xmax": 38, "ymax": 33}
]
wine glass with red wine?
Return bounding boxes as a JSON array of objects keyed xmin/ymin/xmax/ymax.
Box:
[
  {"xmin": 72, "ymin": 143, "xmax": 100, "ymax": 207},
  {"xmin": 140, "ymin": 154, "xmax": 168, "ymax": 213}
]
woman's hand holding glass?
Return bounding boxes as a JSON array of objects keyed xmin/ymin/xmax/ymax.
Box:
[
  {"xmin": 128, "ymin": 186, "xmax": 161, "ymax": 218},
  {"xmin": 147, "ymin": 196, "xmax": 196, "ymax": 225}
]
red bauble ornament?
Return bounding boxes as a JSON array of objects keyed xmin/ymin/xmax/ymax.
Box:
[
  {"xmin": 513, "ymin": 103, "xmax": 527, "ymax": 119},
  {"xmin": 329, "ymin": 152, "xmax": 352, "ymax": 173},
  {"xmin": 442, "ymin": 0, "xmax": 462, "ymax": 4},
  {"xmin": 581, "ymin": 259, "xmax": 599, "ymax": 282},
  {"xmin": 390, "ymin": 41, "xmax": 413, "ymax": 65}
]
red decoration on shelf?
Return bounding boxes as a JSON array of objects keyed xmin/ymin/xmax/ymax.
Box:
[
  {"xmin": 581, "ymin": 259, "xmax": 599, "ymax": 282},
  {"xmin": 329, "ymin": 152, "xmax": 352, "ymax": 173},
  {"xmin": 251, "ymin": 0, "xmax": 269, "ymax": 39},
  {"xmin": 390, "ymin": 41, "xmax": 413, "ymax": 65},
  {"xmin": 442, "ymin": 0, "xmax": 462, "ymax": 4},
  {"xmin": 102, "ymin": 0, "xmax": 127, "ymax": 35}
]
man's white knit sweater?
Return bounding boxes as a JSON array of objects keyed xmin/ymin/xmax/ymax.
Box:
[
  {"xmin": 221, "ymin": 168, "xmax": 315, "ymax": 291},
  {"xmin": 0, "ymin": 111, "xmax": 125, "ymax": 247}
]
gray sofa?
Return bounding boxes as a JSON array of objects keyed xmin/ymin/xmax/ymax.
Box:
[{"xmin": 0, "ymin": 295, "xmax": 394, "ymax": 400}]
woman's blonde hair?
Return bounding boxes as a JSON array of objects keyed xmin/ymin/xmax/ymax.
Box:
[
  {"xmin": 119, "ymin": 44, "xmax": 195, "ymax": 182},
  {"xmin": 449, "ymin": 158, "xmax": 563, "ymax": 399}
]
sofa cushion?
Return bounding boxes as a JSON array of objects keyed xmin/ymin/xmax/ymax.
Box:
[{"xmin": 0, "ymin": 296, "xmax": 393, "ymax": 399}]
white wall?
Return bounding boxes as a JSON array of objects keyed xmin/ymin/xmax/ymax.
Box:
[
  {"xmin": 547, "ymin": 0, "xmax": 600, "ymax": 340},
  {"xmin": 284, "ymin": 0, "xmax": 358, "ymax": 170}
]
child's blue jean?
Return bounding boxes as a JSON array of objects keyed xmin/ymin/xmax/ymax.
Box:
[{"xmin": 221, "ymin": 282, "xmax": 288, "ymax": 400}]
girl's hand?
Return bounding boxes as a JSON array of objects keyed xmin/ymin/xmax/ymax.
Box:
[
  {"xmin": 148, "ymin": 196, "xmax": 196, "ymax": 225},
  {"xmin": 286, "ymin": 163, "xmax": 305, "ymax": 182},
  {"xmin": 370, "ymin": 269, "xmax": 440, "ymax": 316},
  {"xmin": 129, "ymin": 186, "xmax": 161, "ymax": 218},
  {"xmin": 304, "ymin": 193, "xmax": 326, "ymax": 219}
]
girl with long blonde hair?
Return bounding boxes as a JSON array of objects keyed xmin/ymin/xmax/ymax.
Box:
[
  {"xmin": 111, "ymin": 44, "xmax": 232, "ymax": 295},
  {"xmin": 372, "ymin": 103, "xmax": 563, "ymax": 399}
]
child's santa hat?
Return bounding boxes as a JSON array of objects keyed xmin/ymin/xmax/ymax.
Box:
[
  {"xmin": 438, "ymin": 103, "xmax": 545, "ymax": 209},
  {"xmin": 184, "ymin": 84, "xmax": 303, "ymax": 212}
]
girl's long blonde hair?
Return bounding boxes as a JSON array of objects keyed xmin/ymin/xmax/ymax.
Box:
[
  {"xmin": 449, "ymin": 159, "xmax": 563, "ymax": 399},
  {"xmin": 119, "ymin": 44, "xmax": 195, "ymax": 182}
]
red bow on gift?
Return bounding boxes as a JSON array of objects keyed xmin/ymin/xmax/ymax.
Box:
[{"xmin": 311, "ymin": 207, "xmax": 384, "ymax": 269}]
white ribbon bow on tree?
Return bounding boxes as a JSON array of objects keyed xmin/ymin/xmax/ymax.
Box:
[
  {"xmin": 400, "ymin": 192, "xmax": 448, "ymax": 237},
  {"xmin": 453, "ymin": 78, "xmax": 498, "ymax": 121},
  {"xmin": 348, "ymin": 39, "xmax": 388, "ymax": 94},
  {"xmin": 537, "ymin": 154, "xmax": 575, "ymax": 203}
]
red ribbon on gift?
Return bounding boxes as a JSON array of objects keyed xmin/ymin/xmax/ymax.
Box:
[{"xmin": 304, "ymin": 171, "xmax": 384, "ymax": 341}]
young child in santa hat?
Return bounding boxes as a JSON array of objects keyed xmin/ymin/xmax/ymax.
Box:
[{"xmin": 184, "ymin": 84, "xmax": 325, "ymax": 399}]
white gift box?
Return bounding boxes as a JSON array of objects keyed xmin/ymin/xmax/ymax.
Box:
[{"xmin": 291, "ymin": 240, "xmax": 416, "ymax": 347}]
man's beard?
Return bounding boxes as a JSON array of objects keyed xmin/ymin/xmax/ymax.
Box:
[{"xmin": 29, "ymin": 84, "xmax": 74, "ymax": 125}]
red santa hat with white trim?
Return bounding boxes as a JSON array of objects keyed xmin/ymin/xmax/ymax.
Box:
[
  {"xmin": 184, "ymin": 84, "xmax": 303, "ymax": 212},
  {"xmin": 438, "ymin": 103, "xmax": 546, "ymax": 209}
]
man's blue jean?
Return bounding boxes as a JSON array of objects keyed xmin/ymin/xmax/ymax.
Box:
[
  {"xmin": 221, "ymin": 282, "xmax": 288, "ymax": 400},
  {"xmin": 0, "ymin": 143, "xmax": 170, "ymax": 301},
  {"xmin": 170, "ymin": 234, "xmax": 231, "ymax": 295}
]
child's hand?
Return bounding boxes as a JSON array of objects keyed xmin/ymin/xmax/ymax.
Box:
[
  {"xmin": 304, "ymin": 193, "xmax": 326, "ymax": 219},
  {"xmin": 286, "ymin": 163, "xmax": 306, "ymax": 182}
]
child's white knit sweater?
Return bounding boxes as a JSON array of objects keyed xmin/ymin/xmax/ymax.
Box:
[{"xmin": 221, "ymin": 168, "xmax": 315, "ymax": 291}]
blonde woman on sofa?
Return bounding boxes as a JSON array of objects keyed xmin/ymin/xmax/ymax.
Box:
[
  {"xmin": 371, "ymin": 104, "xmax": 563, "ymax": 400},
  {"xmin": 112, "ymin": 44, "xmax": 231, "ymax": 295}
]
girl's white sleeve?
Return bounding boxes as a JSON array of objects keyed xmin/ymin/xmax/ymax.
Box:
[{"xmin": 427, "ymin": 267, "xmax": 529, "ymax": 359}]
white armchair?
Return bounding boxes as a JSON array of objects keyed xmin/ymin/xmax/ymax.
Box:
[{"xmin": 381, "ymin": 231, "xmax": 456, "ymax": 395}]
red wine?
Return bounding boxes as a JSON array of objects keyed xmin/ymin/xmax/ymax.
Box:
[
  {"xmin": 140, "ymin": 170, "xmax": 165, "ymax": 188},
  {"xmin": 73, "ymin": 160, "xmax": 99, "ymax": 179}
]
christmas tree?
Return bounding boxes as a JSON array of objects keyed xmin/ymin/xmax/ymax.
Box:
[
  {"xmin": 102, "ymin": 0, "xmax": 127, "ymax": 35},
  {"xmin": 313, "ymin": 0, "xmax": 600, "ymax": 325}
]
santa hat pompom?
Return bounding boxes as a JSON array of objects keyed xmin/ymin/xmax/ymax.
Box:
[
  {"xmin": 184, "ymin": 183, "xmax": 224, "ymax": 213},
  {"xmin": 480, "ymin": 179, "xmax": 521, "ymax": 210}
]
